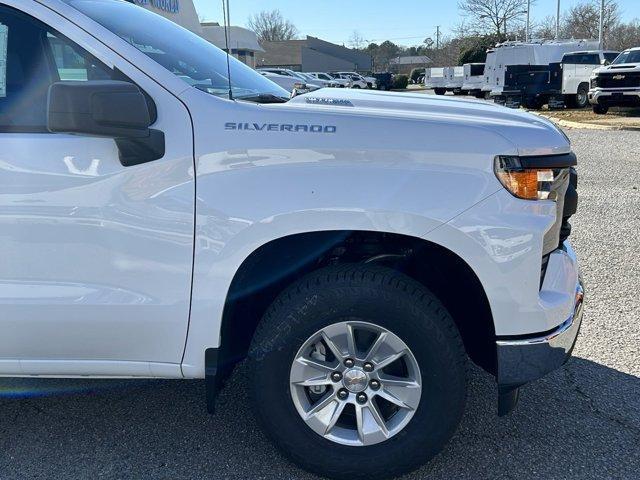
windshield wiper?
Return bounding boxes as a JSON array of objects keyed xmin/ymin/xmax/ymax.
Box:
[{"xmin": 236, "ymin": 93, "xmax": 289, "ymax": 104}]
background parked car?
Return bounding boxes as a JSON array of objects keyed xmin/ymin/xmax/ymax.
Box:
[
  {"xmin": 332, "ymin": 72, "xmax": 369, "ymax": 89},
  {"xmin": 373, "ymin": 72, "xmax": 393, "ymax": 90},
  {"xmin": 308, "ymin": 72, "xmax": 351, "ymax": 87},
  {"xmin": 258, "ymin": 71, "xmax": 320, "ymax": 95},
  {"xmin": 296, "ymin": 71, "xmax": 341, "ymax": 88}
]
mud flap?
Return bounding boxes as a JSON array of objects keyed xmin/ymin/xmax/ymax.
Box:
[
  {"xmin": 498, "ymin": 385, "xmax": 520, "ymax": 416},
  {"xmin": 205, "ymin": 348, "xmax": 219, "ymax": 414}
]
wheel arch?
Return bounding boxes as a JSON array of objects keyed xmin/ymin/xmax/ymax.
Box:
[{"xmin": 216, "ymin": 230, "xmax": 497, "ymax": 383}]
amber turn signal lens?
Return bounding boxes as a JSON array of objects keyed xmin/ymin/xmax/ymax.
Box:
[{"xmin": 494, "ymin": 156, "xmax": 555, "ymax": 201}]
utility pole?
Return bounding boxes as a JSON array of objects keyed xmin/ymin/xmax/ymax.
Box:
[
  {"xmin": 599, "ymin": 0, "xmax": 605, "ymax": 48},
  {"xmin": 526, "ymin": 0, "xmax": 531, "ymax": 42},
  {"xmin": 555, "ymin": 0, "xmax": 561, "ymax": 39},
  {"xmin": 435, "ymin": 26, "xmax": 440, "ymax": 50}
]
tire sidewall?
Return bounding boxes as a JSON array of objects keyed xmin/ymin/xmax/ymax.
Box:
[{"xmin": 250, "ymin": 275, "xmax": 466, "ymax": 476}]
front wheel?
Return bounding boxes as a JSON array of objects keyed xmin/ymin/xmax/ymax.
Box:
[
  {"xmin": 249, "ymin": 265, "xmax": 468, "ymax": 480},
  {"xmin": 433, "ymin": 88, "xmax": 446, "ymax": 95},
  {"xmin": 593, "ymin": 104, "xmax": 609, "ymax": 114},
  {"xmin": 576, "ymin": 84, "xmax": 589, "ymax": 108}
]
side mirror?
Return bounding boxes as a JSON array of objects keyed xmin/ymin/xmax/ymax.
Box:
[{"xmin": 47, "ymin": 81, "xmax": 164, "ymax": 166}]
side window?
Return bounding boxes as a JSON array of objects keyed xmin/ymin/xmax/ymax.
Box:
[
  {"xmin": 47, "ymin": 33, "xmax": 111, "ymax": 81},
  {"xmin": 0, "ymin": 5, "xmax": 114, "ymax": 132},
  {"xmin": 563, "ymin": 54, "xmax": 578, "ymax": 64},
  {"xmin": 583, "ymin": 54, "xmax": 600, "ymax": 65},
  {"xmin": 604, "ymin": 52, "xmax": 619, "ymax": 64}
]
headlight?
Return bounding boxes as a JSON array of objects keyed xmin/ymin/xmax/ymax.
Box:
[
  {"xmin": 590, "ymin": 76, "xmax": 599, "ymax": 88},
  {"xmin": 494, "ymin": 156, "xmax": 558, "ymax": 201}
]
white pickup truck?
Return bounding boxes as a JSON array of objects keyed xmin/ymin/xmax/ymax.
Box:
[
  {"xmin": 0, "ymin": 1, "xmax": 583, "ymax": 479},
  {"xmin": 589, "ymin": 47, "xmax": 640, "ymax": 114}
]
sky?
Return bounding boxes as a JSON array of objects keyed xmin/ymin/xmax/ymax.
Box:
[{"xmin": 193, "ymin": 0, "xmax": 639, "ymax": 46}]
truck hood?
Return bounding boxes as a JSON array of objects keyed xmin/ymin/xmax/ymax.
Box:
[
  {"xmin": 285, "ymin": 88, "xmax": 570, "ymax": 156},
  {"xmin": 594, "ymin": 63, "xmax": 640, "ymax": 74}
]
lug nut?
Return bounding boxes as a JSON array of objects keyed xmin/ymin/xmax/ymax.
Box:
[
  {"xmin": 369, "ymin": 379, "xmax": 381, "ymax": 390},
  {"xmin": 356, "ymin": 393, "xmax": 368, "ymax": 404},
  {"xmin": 331, "ymin": 372, "xmax": 343, "ymax": 382},
  {"xmin": 337, "ymin": 389, "xmax": 349, "ymax": 400},
  {"xmin": 363, "ymin": 362, "xmax": 374, "ymax": 372},
  {"xmin": 344, "ymin": 358, "xmax": 355, "ymax": 368}
]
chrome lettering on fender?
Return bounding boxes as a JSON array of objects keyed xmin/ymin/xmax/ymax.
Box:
[{"xmin": 225, "ymin": 123, "xmax": 337, "ymax": 133}]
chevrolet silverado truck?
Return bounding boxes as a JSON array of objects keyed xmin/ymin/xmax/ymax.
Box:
[
  {"xmin": 589, "ymin": 47, "xmax": 640, "ymax": 114},
  {"xmin": 0, "ymin": 1, "xmax": 583, "ymax": 479}
]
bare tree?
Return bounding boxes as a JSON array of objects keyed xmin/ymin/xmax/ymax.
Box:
[
  {"xmin": 247, "ymin": 9, "xmax": 298, "ymax": 42},
  {"xmin": 533, "ymin": 15, "xmax": 561, "ymax": 40},
  {"xmin": 563, "ymin": 0, "xmax": 620, "ymax": 45},
  {"xmin": 348, "ymin": 31, "xmax": 366, "ymax": 49},
  {"xmin": 458, "ymin": 0, "xmax": 536, "ymax": 38}
]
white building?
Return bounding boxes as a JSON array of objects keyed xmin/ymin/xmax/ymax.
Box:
[
  {"xmin": 132, "ymin": 0, "xmax": 263, "ymax": 67},
  {"xmin": 200, "ymin": 23, "xmax": 265, "ymax": 69}
]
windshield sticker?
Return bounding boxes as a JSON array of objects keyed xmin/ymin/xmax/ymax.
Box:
[{"xmin": 0, "ymin": 24, "xmax": 7, "ymax": 98}]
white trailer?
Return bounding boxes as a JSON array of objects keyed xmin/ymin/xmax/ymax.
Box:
[
  {"xmin": 424, "ymin": 67, "xmax": 447, "ymax": 95},
  {"xmin": 462, "ymin": 63, "xmax": 486, "ymax": 97}
]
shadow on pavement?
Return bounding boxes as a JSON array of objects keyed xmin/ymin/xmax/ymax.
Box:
[{"xmin": 0, "ymin": 357, "xmax": 637, "ymax": 479}]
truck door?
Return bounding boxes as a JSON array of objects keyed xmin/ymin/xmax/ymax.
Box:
[
  {"xmin": 561, "ymin": 54, "xmax": 577, "ymax": 94},
  {"xmin": 580, "ymin": 53, "xmax": 601, "ymax": 81},
  {"xmin": 0, "ymin": 2, "xmax": 194, "ymax": 376}
]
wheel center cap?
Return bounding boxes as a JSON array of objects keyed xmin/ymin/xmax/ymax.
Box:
[{"xmin": 343, "ymin": 369, "xmax": 368, "ymax": 393}]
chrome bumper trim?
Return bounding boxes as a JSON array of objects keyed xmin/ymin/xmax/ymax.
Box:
[{"xmin": 496, "ymin": 281, "xmax": 584, "ymax": 387}]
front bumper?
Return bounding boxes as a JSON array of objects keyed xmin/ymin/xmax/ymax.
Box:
[
  {"xmin": 496, "ymin": 278, "xmax": 584, "ymax": 387},
  {"xmin": 589, "ymin": 88, "xmax": 640, "ymax": 106}
]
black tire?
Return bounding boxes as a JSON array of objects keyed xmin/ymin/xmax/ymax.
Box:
[
  {"xmin": 565, "ymin": 95, "xmax": 577, "ymax": 109},
  {"xmin": 593, "ymin": 104, "xmax": 609, "ymax": 115},
  {"xmin": 248, "ymin": 265, "xmax": 468, "ymax": 480},
  {"xmin": 525, "ymin": 96, "xmax": 544, "ymax": 110},
  {"xmin": 434, "ymin": 88, "xmax": 446, "ymax": 95},
  {"xmin": 575, "ymin": 84, "xmax": 589, "ymax": 109},
  {"xmin": 352, "ymin": 85, "xmax": 361, "ymax": 89}
]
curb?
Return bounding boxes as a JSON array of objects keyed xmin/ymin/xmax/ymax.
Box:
[{"xmin": 537, "ymin": 113, "xmax": 640, "ymax": 132}]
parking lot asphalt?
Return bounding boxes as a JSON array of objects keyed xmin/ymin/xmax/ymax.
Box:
[{"xmin": 1, "ymin": 129, "xmax": 639, "ymax": 480}]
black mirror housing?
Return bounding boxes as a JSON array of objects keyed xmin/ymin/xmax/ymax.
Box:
[
  {"xmin": 47, "ymin": 81, "xmax": 165, "ymax": 166},
  {"xmin": 47, "ymin": 81, "xmax": 151, "ymax": 138}
]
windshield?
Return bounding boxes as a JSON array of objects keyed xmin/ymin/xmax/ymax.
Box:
[
  {"xmin": 65, "ymin": 0, "xmax": 289, "ymax": 101},
  {"xmin": 604, "ymin": 52, "xmax": 620, "ymax": 63},
  {"xmin": 612, "ymin": 50, "xmax": 640, "ymax": 65}
]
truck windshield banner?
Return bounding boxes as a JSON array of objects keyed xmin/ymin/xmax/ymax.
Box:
[{"xmin": 133, "ymin": 0, "xmax": 180, "ymax": 14}]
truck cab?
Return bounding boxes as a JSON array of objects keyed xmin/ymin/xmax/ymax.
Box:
[
  {"xmin": 0, "ymin": 1, "xmax": 583, "ymax": 479},
  {"xmin": 561, "ymin": 50, "xmax": 620, "ymax": 108}
]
